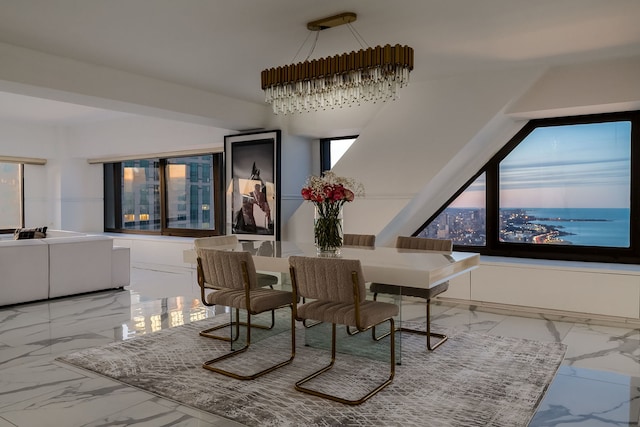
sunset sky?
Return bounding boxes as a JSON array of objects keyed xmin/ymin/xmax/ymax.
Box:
[{"xmin": 452, "ymin": 121, "xmax": 632, "ymax": 209}]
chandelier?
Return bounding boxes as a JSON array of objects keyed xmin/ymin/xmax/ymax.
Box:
[{"xmin": 260, "ymin": 12, "xmax": 414, "ymax": 115}]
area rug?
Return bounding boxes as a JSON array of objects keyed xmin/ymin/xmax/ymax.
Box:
[{"xmin": 57, "ymin": 316, "xmax": 566, "ymax": 427}]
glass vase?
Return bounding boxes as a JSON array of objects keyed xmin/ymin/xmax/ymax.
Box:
[{"xmin": 314, "ymin": 204, "xmax": 344, "ymax": 256}]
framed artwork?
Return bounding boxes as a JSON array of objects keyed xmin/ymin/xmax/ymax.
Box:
[{"xmin": 224, "ymin": 130, "xmax": 281, "ymax": 240}]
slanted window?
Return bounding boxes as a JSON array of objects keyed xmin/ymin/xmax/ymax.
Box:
[
  {"xmin": 415, "ymin": 111, "xmax": 639, "ymax": 263},
  {"xmin": 417, "ymin": 173, "xmax": 486, "ymax": 246}
]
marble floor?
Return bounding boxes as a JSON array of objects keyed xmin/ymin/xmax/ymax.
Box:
[{"xmin": 0, "ymin": 263, "xmax": 639, "ymax": 427}]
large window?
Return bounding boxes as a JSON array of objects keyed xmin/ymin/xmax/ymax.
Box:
[
  {"xmin": 104, "ymin": 154, "xmax": 223, "ymax": 237},
  {"xmin": 0, "ymin": 162, "xmax": 22, "ymax": 231},
  {"xmin": 416, "ymin": 111, "xmax": 639, "ymax": 263}
]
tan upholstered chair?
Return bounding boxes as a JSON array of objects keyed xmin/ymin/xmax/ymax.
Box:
[
  {"xmin": 369, "ymin": 236, "xmax": 453, "ymax": 351},
  {"xmin": 343, "ymin": 233, "xmax": 376, "ymax": 248},
  {"xmin": 196, "ymin": 248, "xmax": 295, "ymax": 380},
  {"xmin": 289, "ymin": 256, "xmax": 398, "ymax": 405},
  {"xmin": 195, "ymin": 235, "xmax": 279, "ymax": 337},
  {"xmin": 303, "ymin": 234, "xmax": 376, "ymax": 331}
]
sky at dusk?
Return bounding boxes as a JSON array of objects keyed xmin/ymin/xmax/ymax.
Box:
[{"xmin": 451, "ymin": 121, "xmax": 631, "ymax": 209}]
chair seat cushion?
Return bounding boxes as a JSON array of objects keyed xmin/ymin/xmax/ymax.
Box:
[
  {"xmin": 369, "ymin": 281, "xmax": 449, "ymax": 300},
  {"xmin": 297, "ymin": 300, "xmax": 398, "ymax": 328},
  {"xmin": 206, "ymin": 288, "xmax": 292, "ymax": 313},
  {"xmin": 257, "ymin": 272, "xmax": 279, "ymax": 287}
]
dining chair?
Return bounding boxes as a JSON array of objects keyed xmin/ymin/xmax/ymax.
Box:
[
  {"xmin": 289, "ymin": 256, "xmax": 398, "ymax": 405},
  {"xmin": 369, "ymin": 236, "xmax": 453, "ymax": 351},
  {"xmin": 303, "ymin": 233, "xmax": 376, "ymax": 331},
  {"xmin": 196, "ymin": 248, "xmax": 295, "ymax": 380},
  {"xmin": 195, "ymin": 235, "xmax": 279, "ymax": 338},
  {"xmin": 343, "ymin": 233, "xmax": 376, "ymax": 247}
]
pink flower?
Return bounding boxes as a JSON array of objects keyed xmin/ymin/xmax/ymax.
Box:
[
  {"xmin": 301, "ymin": 187, "xmax": 312, "ymax": 200},
  {"xmin": 300, "ymin": 172, "xmax": 363, "ymax": 207},
  {"xmin": 344, "ymin": 189, "xmax": 354, "ymax": 202},
  {"xmin": 323, "ymin": 186, "xmax": 333, "ymax": 200},
  {"xmin": 332, "ymin": 186, "xmax": 345, "ymax": 201}
]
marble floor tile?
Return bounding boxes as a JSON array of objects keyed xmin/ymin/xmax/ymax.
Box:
[
  {"xmin": 562, "ymin": 324, "xmax": 640, "ymax": 376},
  {"xmin": 1, "ymin": 262, "xmax": 639, "ymax": 426},
  {"xmin": 485, "ymin": 314, "xmax": 575, "ymax": 342},
  {"xmin": 0, "ymin": 417, "xmax": 16, "ymax": 427},
  {"xmin": 0, "ymin": 359, "xmax": 86, "ymax": 409},
  {"xmin": 81, "ymin": 399, "xmax": 221, "ymax": 427},
  {"xmin": 530, "ymin": 366, "xmax": 640, "ymax": 427},
  {"xmin": 430, "ymin": 305, "xmax": 508, "ymax": 333},
  {"xmin": 0, "ymin": 376, "xmax": 154, "ymax": 427}
]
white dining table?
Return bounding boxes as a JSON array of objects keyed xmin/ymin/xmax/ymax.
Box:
[
  {"xmin": 235, "ymin": 240, "xmax": 480, "ymax": 290},
  {"xmin": 189, "ymin": 240, "xmax": 480, "ymax": 361}
]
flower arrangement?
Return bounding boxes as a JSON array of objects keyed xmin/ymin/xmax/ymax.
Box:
[{"xmin": 301, "ymin": 171, "xmax": 364, "ymax": 253}]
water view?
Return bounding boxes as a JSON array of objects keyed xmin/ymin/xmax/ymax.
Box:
[{"xmin": 422, "ymin": 207, "xmax": 630, "ymax": 248}]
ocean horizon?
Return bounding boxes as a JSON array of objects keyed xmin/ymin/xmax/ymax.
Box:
[{"xmin": 512, "ymin": 207, "xmax": 630, "ymax": 247}]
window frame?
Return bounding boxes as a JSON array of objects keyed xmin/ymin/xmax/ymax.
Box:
[
  {"xmin": 0, "ymin": 162, "xmax": 24, "ymax": 233},
  {"xmin": 320, "ymin": 135, "xmax": 358, "ymax": 172},
  {"xmin": 416, "ymin": 111, "xmax": 640, "ymax": 264},
  {"xmin": 104, "ymin": 153, "xmax": 224, "ymax": 238}
]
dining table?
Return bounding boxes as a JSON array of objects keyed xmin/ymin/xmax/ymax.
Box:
[
  {"xmin": 238, "ymin": 240, "xmax": 480, "ymax": 289},
  {"xmin": 188, "ymin": 240, "xmax": 480, "ymax": 362}
]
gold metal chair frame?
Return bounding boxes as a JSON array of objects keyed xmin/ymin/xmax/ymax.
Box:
[
  {"xmin": 290, "ymin": 266, "xmax": 396, "ymax": 405},
  {"xmin": 197, "ymin": 256, "xmax": 296, "ymax": 380},
  {"xmin": 371, "ymin": 284, "xmax": 448, "ymax": 351},
  {"xmin": 197, "ymin": 259, "xmax": 276, "ymax": 341}
]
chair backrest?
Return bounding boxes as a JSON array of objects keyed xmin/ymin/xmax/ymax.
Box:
[
  {"xmin": 197, "ymin": 248, "xmax": 258, "ymax": 290},
  {"xmin": 289, "ymin": 256, "xmax": 366, "ymax": 303},
  {"xmin": 343, "ymin": 233, "xmax": 376, "ymax": 248},
  {"xmin": 194, "ymin": 235, "xmax": 238, "ymax": 250},
  {"xmin": 395, "ymin": 236, "xmax": 453, "ymax": 252}
]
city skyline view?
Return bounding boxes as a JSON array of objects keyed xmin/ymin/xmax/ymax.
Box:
[{"xmin": 420, "ymin": 120, "xmax": 632, "ymax": 248}]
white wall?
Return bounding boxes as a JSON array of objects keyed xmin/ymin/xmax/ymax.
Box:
[
  {"xmin": 283, "ymin": 65, "xmax": 546, "ymax": 245},
  {"xmin": 4, "ymin": 55, "xmax": 640, "ymax": 241},
  {"xmin": 0, "ymin": 115, "xmax": 234, "ymax": 232}
]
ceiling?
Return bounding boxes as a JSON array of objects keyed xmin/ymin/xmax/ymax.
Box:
[{"xmin": 0, "ymin": 0, "xmax": 639, "ymax": 125}]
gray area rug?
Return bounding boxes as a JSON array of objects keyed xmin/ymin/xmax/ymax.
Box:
[{"xmin": 57, "ymin": 316, "xmax": 566, "ymax": 426}]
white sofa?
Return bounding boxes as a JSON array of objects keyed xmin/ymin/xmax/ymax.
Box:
[
  {"xmin": 0, "ymin": 239, "xmax": 50, "ymax": 306},
  {"xmin": 0, "ymin": 231, "xmax": 130, "ymax": 306}
]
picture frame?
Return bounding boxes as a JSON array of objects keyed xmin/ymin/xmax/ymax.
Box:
[{"xmin": 224, "ymin": 130, "xmax": 281, "ymax": 241}]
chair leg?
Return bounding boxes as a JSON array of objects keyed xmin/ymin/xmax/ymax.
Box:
[
  {"xmin": 295, "ymin": 319, "xmax": 396, "ymax": 405},
  {"xmin": 425, "ymin": 298, "xmax": 447, "ymax": 351},
  {"xmin": 346, "ymin": 325, "xmax": 360, "ymax": 335},
  {"xmin": 200, "ymin": 308, "xmax": 276, "ymax": 341},
  {"xmin": 301, "ymin": 297, "xmax": 322, "ymax": 328},
  {"xmin": 371, "ymin": 292, "xmax": 393, "ymax": 341},
  {"xmin": 371, "ymin": 297, "xmax": 448, "ymax": 351},
  {"xmin": 202, "ymin": 306, "xmax": 295, "ymax": 380}
]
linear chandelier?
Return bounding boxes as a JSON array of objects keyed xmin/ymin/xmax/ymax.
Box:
[{"xmin": 260, "ymin": 12, "xmax": 414, "ymax": 115}]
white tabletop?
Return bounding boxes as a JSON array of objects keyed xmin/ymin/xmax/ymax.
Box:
[{"xmin": 233, "ymin": 241, "xmax": 479, "ymax": 290}]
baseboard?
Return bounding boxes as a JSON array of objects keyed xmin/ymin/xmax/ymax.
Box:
[{"xmin": 437, "ymin": 296, "xmax": 640, "ymax": 329}]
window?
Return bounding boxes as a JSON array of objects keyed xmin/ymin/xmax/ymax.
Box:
[
  {"xmin": 416, "ymin": 111, "xmax": 640, "ymax": 263},
  {"xmin": 320, "ymin": 136, "xmax": 358, "ymax": 172},
  {"xmin": 104, "ymin": 153, "xmax": 223, "ymax": 237},
  {"xmin": 417, "ymin": 173, "xmax": 486, "ymax": 245},
  {"xmin": 0, "ymin": 162, "xmax": 22, "ymax": 231}
]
